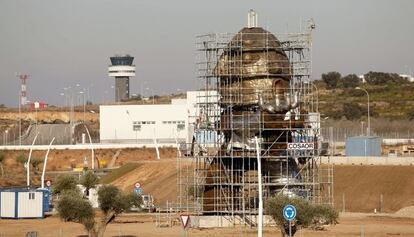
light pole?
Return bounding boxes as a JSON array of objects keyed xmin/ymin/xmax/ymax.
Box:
[
  {"xmin": 254, "ymin": 136, "xmax": 263, "ymax": 237},
  {"xmin": 79, "ymin": 91, "xmax": 86, "ymax": 122},
  {"xmin": 356, "ymin": 87, "xmax": 370, "ymax": 136},
  {"xmin": 146, "ymin": 87, "xmax": 154, "ymax": 104},
  {"xmin": 18, "ymin": 93, "xmax": 21, "ymax": 146},
  {"xmin": 312, "ymin": 82, "xmax": 319, "ymax": 112}
]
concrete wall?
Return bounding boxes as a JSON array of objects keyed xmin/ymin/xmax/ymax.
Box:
[
  {"xmin": 191, "ymin": 215, "xmax": 276, "ymax": 228},
  {"xmin": 0, "ymin": 143, "xmax": 177, "ymax": 150},
  {"xmin": 321, "ymin": 156, "xmax": 414, "ymax": 165}
]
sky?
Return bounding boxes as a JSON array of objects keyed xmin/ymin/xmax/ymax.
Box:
[{"xmin": 0, "ymin": 0, "xmax": 413, "ymax": 107}]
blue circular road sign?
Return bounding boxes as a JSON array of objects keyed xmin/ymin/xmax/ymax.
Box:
[{"xmin": 283, "ymin": 204, "xmax": 297, "ymax": 221}]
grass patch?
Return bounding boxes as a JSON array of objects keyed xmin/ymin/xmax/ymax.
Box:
[{"xmin": 100, "ymin": 163, "xmax": 139, "ymax": 184}]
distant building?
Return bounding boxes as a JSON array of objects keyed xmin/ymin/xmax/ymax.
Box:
[
  {"xmin": 99, "ymin": 91, "xmax": 218, "ymax": 144},
  {"xmin": 399, "ymin": 74, "xmax": 414, "ymax": 82},
  {"xmin": 358, "ymin": 74, "xmax": 366, "ymax": 83},
  {"xmin": 359, "ymin": 73, "xmax": 414, "ymax": 83}
]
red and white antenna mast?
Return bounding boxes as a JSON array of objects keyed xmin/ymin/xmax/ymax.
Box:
[{"xmin": 17, "ymin": 74, "xmax": 29, "ymax": 106}]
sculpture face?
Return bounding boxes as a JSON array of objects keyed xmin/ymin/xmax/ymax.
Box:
[{"xmin": 214, "ymin": 27, "xmax": 292, "ymax": 106}]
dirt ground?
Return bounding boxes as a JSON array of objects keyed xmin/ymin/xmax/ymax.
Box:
[
  {"xmin": 334, "ymin": 165, "xmax": 414, "ymax": 212},
  {"xmin": 0, "ymin": 213, "xmax": 413, "ymax": 237},
  {"xmin": 111, "ymin": 159, "xmax": 181, "ymax": 205},
  {"xmin": 0, "ymin": 148, "xmax": 177, "ymax": 186}
]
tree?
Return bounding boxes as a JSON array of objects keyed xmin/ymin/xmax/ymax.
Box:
[
  {"xmin": 266, "ymin": 195, "xmax": 338, "ymax": 237},
  {"xmin": 340, "ymin": 74, "xmax": 361, "ymax": 88},
  {"xmin": 80, "ymin": 171, "xmax": 99, "ymax": 196},
  {"xmin": 0, "ymin": 151, "xmax": 5, "ymax": 177},
  {"xmin": 53, "ymin": 174, "xmax": 79, "ymax": 195},
  {"xmin": 55, "ymin": 174, "xmax": 141, "ymax": 237},
  {"xmin": 342, "ymin": 102, "xmax": 364, "ymax": 120},
  {"xmin": 364, "ymin": 71, "xmax": 405, "ymax": 85},
  {"xmin": 322, "ymin": 72, "xmax": 341, "ymax": 89}
]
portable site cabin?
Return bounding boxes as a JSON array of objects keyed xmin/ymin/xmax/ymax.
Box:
[
  {"xmin": 345, "ymin": 136, "xmax": 382, "ymax": 156},
  {"xmin": 0, "ymin": 188, "xmax": 49, "ymax": 219}
]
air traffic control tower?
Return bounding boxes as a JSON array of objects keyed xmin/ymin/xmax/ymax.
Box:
[{"xmin": 108, "ymin": 54, "xmax": 136, "ymax": 102}]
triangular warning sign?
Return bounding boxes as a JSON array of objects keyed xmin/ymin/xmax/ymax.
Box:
[{"xmin": 180, "ymin": 214, "xmax": 190, "ymax": 229}]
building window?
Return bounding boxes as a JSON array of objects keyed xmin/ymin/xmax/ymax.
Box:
[
  {"xmin": 133, "ymin": 125, "xmax": 141, "ymax": 131},
  {"xmin": 29, "ymin": 192, "xmax": 35, "ymax": 200},
  {"xmin": 177, "ymin": 124, "xmax": 185, "ymax": 131}
]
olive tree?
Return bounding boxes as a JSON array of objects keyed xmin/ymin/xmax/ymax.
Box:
[
  {"xmin": 52, "ymin": 174, "xmax": 78, "ymax": 195},
  {"xmin": 266, "ymin": 195, "xmax": 338, "ymax": 237},
  {"xmin": 80, "ymin": 170, "xmax": 100, "ymax": 196},
  {"xmin": 55, "ymin": 174, "xmax": 141, "ymax": 237}
]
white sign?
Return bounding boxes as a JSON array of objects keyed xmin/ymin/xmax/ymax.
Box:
[
  {"xmin": 180, "ymin": 214, "xmax": 190, "ymax": 229},
  {"xmin": 134, "ymin": 182, "xmax": 141, "ymax": 189},
  {"xmin": 287, "ymin": 143, "xmax": 314, "ymax": 150}
]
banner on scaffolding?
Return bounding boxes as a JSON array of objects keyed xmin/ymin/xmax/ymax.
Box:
[{"xmin": 287, "ymin": 142, "xmax": 314, "ymax": 150}]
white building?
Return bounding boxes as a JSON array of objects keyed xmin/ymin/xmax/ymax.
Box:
[
  {"xmin": 399, "ymin": 74, "xmax": 414, "ymax": 82},
  {"xmin": 99, "ymin": 91, "xmax": 217, "ymax": 145}
]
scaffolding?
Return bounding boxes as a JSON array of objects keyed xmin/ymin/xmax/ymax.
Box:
[{"xmin": 177, "ymin": 19, "xmax": 333, "ymax": 226}]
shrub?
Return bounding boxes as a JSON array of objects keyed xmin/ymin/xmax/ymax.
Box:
[
  {"xmin": 343, "ymin": 102, "xmax": 364, "ymax": 120},
  {"xmin": 30, "ymin": 157, "xmax": 43, "ymax": 172},
  {"xmin": 340, "ymin": 74, "xmax": 360, "ymax": 88},
  {"xmin": 266, "ymin": 195, "xmax": 338, "ymax": 236},
  {"xmin": 16, "ymin": 153, "xmax": 27, "ymax": 166}
]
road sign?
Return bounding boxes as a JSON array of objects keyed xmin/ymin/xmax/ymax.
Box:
[
  {"xmin": 283, "ymin": 204, "xmax": 296, "ymax": 221},
  {"xmin": 134, "ymin": 182, "xmax": 141, "ymax": 189},
  {"xmin": 134, "ymin": 187, "xmax": 142, "ymax": 194},
  {"xmin": 287, "ymin": 143, "xmax": 314, "ymax": 150},
  {"xmin": 180, "ymin": 214, "xmax": 190, "ymax": 229}
]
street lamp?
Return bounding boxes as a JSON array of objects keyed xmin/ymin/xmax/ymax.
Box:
[
  {"xmin": 145, "ymin": 87, "xmax": 154, "ymax": 104},
  {"xmin": 356, "ymin": 87, "xmax": 370, "ymax": 136},
  {"xmin": 312, "ymin": 82, "xmax": 319, "ymax": 113},
  {"xmin": 79, "ymin": 91, "xmax": 86, "ymax": 122}
]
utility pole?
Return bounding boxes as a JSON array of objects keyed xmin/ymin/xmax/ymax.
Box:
[
  {"xmin": 356, "ymin": 87, "xmax": 370, "ymax": 136},
  {"xmin": 17, "ymin": 74, "xmax": 29, "ymax": 145}
]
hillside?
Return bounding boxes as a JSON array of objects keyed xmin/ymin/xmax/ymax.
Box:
[{"xmin": 316, "ymin": 80, "xmax": 414, "ymax": 120}]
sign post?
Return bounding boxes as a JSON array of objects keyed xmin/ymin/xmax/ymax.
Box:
[
  {"xmin": 180, "ymin": 214, "xmax": 190, "ymax": 237},
  {"xmin": 134, "ymin": 182, "xmax": 142, "ymax": 194},
  {"xmin": 283, "ymin": 204, "xmax": 297, "ymax": 237}
]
